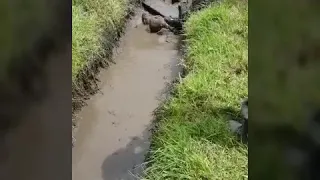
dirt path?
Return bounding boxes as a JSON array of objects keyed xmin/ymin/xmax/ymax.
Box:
[{"xmin": 72, "ymin": 9, "xmax": 181, "ymax": 180}]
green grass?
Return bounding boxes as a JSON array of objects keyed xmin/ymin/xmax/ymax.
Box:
[
  {"xmin": 72, "ymin": 0, "xmax": 129, "ymax": 81},
  {"xmin": 143, "ymin": 0, "xmax": 248, "ymax": 179}
]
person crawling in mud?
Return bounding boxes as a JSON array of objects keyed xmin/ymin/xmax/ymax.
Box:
[{"xmin": 141, "ymin": 12, "xmax": 173, "ymax": 33}]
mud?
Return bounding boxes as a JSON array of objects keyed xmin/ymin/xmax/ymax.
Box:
[
  {"xmin": 72, "ymin": 9, "xmax": 181, "ymax": 180},
  {"xmin": 71, "ymin": 3, "xmax": 136, "ymax": 146}
]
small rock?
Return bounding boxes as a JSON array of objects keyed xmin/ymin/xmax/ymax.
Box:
[
  {"xmin": 72, "ymin": 136, "xmax": 76, "ymax": 147},
  {"xmin": 229, "ymin": 120, "xmax": 242, "ymax": 132},
  {"xmin": 229, "ymin": 120, "xmax": 242, "ymax": 134}
]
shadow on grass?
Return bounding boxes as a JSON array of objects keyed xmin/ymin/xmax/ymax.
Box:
[
  {"xmin": 142, "ymin": 105, "xmax": 248, "ymax": 179},
  {"xmin": 187, "ymin": 106, "xmax": 245, "ymax": 146},
  {"xmin": 151, "ymin": 103, "xmax": 246, "ymax": 150}
]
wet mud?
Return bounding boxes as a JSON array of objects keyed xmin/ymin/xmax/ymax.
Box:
[{"xmin": 72, "ymin": 9, "xmax": 181, "ymax": 180}]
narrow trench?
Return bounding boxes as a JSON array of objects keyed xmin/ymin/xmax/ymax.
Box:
[{"xmin": 72, "ymin": 7, "xmax": 182, "ymax": 180}]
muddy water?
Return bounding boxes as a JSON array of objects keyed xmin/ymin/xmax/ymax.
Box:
[{"xmin": 72, "ymin": 10, "xmax": 181, "ymax": 180}]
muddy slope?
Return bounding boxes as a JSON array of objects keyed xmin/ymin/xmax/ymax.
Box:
[
  {"xmin": 72, "ymin": 2, "xmax": 138, "ymax": 146},
  {"xmin": 72, "ymin": 9, "xmax": 182, "ymax": 180}
]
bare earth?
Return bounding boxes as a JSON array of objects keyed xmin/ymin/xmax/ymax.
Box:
[{"xmin": 72, "ymin": 9, "xmax": 181, "ymax": 180}]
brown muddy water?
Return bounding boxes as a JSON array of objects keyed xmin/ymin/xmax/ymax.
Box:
[{"xmin": 72, "ymin": 9, "xmax": 182, "ymax": 180}]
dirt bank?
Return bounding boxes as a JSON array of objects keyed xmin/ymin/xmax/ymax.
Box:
[
  {"xmin": 72, "ymin": 0, "xmax": 140, "ymax": 146},
  {"xmin": 72, "ymin": 8, "xmax": 182, "ymax": 180}
]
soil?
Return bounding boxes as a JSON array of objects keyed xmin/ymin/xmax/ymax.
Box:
[{"xmin": 72, "ymin": 8, "xmax": 182, "ymax": 180}]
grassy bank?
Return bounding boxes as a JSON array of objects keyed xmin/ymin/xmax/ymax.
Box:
[
  {"xmin": 143, "ymin": 0, "xmax": 248, "ymax": 179},
  {"xmin": 72, "ymin": 0, "xmax": 133, "ymax": 113},
  {"xmin": 72, "ymin": 0, "xmax": 136, "ymax": 145}
]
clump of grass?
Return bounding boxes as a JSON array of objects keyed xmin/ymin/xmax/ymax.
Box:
[
  {"xmin": 72, "ymin": 0, "xmax": 129, "ymax": 81},
  {"xmin": 72, "ymin": 0, "xmax": 134, "ymax": 145},
  {"xmin": 143, "ymin": 0, "xmax": 248, "ymax": 179},
  {"xmin": 72, "ymin": 0, "xmax": 133, "ymax": 110},
  {"xmin": 72, "ymin": 5, "xmax": 102, "ymax": 80}
]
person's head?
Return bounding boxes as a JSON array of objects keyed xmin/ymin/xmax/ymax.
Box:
[
  {"xmin": 142, "ymin": 12, "xmax": 150, "ymax": 25},
  {"xmin": 142, "ymin": 12, "xmax": 148, "ymax": 18}
]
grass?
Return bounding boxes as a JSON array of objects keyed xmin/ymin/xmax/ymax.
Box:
[
  {"xmin": 72, "ymin": 0, "xmax": 130, "ymax": 81},
  {"xmin": 72, "ymin": 0, "xmax": 135, "ymax": 145},
  {"xmin": 143, "ymin": 0, "xmax": 248, "ymax": 179}
]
